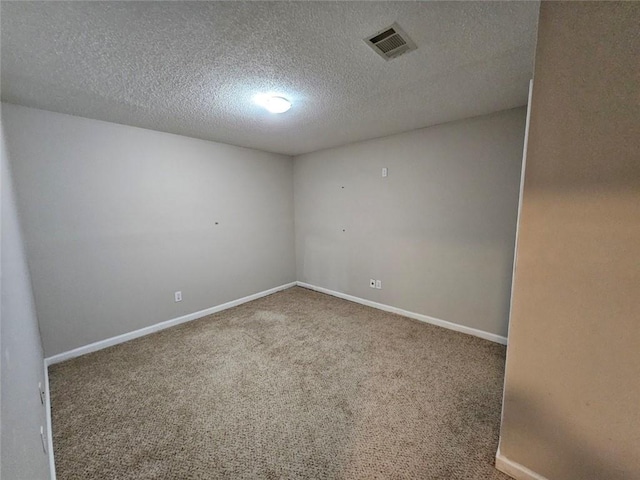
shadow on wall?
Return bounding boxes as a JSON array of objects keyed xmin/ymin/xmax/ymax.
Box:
[{"xmin": 502, "ymin": 391, "xmax": 632, "ymax": 480}]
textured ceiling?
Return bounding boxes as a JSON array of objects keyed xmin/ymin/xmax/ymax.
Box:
[{"xmin": 1, "ymin": 1, "xmax": 539, "ymax": 156}]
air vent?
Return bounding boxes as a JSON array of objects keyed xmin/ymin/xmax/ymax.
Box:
[{"xmin": 364, "ymin": 22, "xmax": 417, "ymax": 61}]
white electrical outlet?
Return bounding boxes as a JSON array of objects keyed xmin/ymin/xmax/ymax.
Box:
[
  {"xmin": 174, "ymin": 291, "xmax": 182, "ymax": 302},
  {"xmin": 38, "ymin": 382, "xmax": 45, "ymax": 405},
  {"xmin": 382, "ymin": 167, "xmax": 388, "ymax": 177},
  {"xmin": 40, "ymin": 426, "xmax": 47, "ymax": 454},
  {"xmin": 369, "ymin": 279, "xmax": 376, "ymax": 288},
  {"xmin": 375, "ymin": 280, "xmax": 382, "ymax": 289}
]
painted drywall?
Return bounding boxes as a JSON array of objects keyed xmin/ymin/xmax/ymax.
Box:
[
  {"xmin": 498, "ymin": 3, "xmax": 640, "ymax": 480},
  {"xmin": 294, "ymin": 107, "xmax": 526, "ymax": 338},
  {"xmin": 1, "ymin": 110, "xmax": 51, "ymax": 479},
  {"xmin": 3, "ymin": 103, "xmax": 295, "ymax": 357}
]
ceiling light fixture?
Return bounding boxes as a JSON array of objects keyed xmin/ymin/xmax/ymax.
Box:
[{"xmin": 254, "ymin": 94, "xmax": 292, "ymax": 114}]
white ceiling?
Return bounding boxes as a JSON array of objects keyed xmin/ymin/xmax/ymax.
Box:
[{"xmin": 1, "ymin": 1, "xmax": 539, "ymax": 156}]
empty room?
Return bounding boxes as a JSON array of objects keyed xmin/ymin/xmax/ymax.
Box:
[{"xmin": 1, "ymin": 1, "xmax": 638, "ymax": 479}]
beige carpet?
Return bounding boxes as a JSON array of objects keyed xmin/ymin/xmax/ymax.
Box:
[{"xmin": 49, "ymin": 286, "xmax": 510, "ymax": 479}]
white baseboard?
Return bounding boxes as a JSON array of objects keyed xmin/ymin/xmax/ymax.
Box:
[
  {"xmin": 296, "ymin": 281, "xmax": 508, "ymax": 345},
  {"xmin": 43, "ymin": 360, "xmax": 57, "ymax": 480},
  {"xmin": 45, "ymin": 282, "xmax": 297, "ymax": 366},
  {"xmin": 495, "ymin": 450, "xmax": 549, "ymax": 480}
]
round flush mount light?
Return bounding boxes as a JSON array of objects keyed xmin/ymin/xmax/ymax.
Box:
[{"xmin": 254, "ymin": 94, "xmax": 292, "ymax": 114}]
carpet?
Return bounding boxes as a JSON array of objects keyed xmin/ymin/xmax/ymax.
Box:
[{"xmin": 49, "ymin": 286, "xmax": 510, "ymax": 479}]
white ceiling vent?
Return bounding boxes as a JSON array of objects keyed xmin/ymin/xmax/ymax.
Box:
[{"xmin": 364, "ymin": 22, "xmax": 417, "ymax": 61}]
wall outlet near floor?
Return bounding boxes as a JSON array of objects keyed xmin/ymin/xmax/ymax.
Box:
[
  {"xmin": 40, "ymin": 426, "xmax": 47, "ymax": 454},
  {"xmin": 174, "ymin": 291, "xmax": 182, "ymax": 302},
  {"xmin": 375, "ymin": 280, "xmax": 382, "ymax": 289},
  {"xmin": 38, "ymin": 382, "xmax": 45, "ymax": 405},
  {"xmin": 370, "ymin": 279, "xmax": 376, "ymax": 288}
]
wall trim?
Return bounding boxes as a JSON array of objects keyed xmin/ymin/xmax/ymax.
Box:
[
  {"xmin": 495, "ymin": 450, "xmax": 550, "ymax": 480},
  {"xmin": 296, "ymin": 282, "xmax": 507, "ymax": 345},
  {"xmin": 45, "ymin": 282, "xmax": 297, "ymax": 365},
  {"xmin": 43, "ymin": 360, "xmax": 57, "ymax": 480},
  {"xmin": 496, "ymin": 78, "xmax": 535, "ymax": 477}
]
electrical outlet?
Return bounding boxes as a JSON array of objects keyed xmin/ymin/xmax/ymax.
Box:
[
  {"xmin": 369, "ymin": 279, "xmax": 376, "ymax": 288},
  {"xmin": 38, "ymin": 382, "xmax": 45, "ymax": 405},
  {"xmin": 375, "ymin": 280, "xmax": 382, "ymax": 289},
  {"xmin": 174, "ymin": 291, "xmax": 182, "ymax": 302},
  {"xmin": 382, "ymin": 167, "xmax": 388, "ymax": 177},
  {"xmin": 40, "ymin": 426, "xmax": 47, "ymax": 454}
]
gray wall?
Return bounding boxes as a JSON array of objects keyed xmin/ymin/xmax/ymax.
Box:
[
  {"xmin": 499, "ymin": 3, "xmax": 640, "ymax": 479},
  {"xmin": 3, "ymin": 103, "xmax": 295, "ymax": 356},
  {"xmin": 1, "ymin": 111, "xmax": 51, "ymax": 479},
  {"xmin": 294, "ymin": 108, "xmax": 526, "ymax": 338}
]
